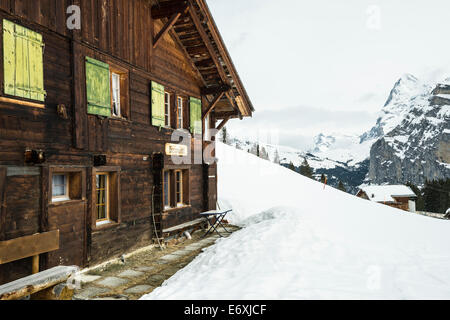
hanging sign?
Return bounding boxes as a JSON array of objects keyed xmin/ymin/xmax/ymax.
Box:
[{"xmin": 165, "ymin": 143, "xmax": 188, "ymax": 157}]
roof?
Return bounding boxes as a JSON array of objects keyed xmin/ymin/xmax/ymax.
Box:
[
  {"xmin": 151, "ymin": 0, "xmax": 254, "ymax": 120},
  {"xmin": 359, "ymin": 185, "xmax": 417, "ymax": 203}
]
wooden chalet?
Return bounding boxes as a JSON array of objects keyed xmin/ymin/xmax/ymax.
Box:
[
  {"xmin": 356, "ymin": 185, "xmax": 417, "ymax": 212},
  {"xmin": 0, "ymin": 0, "xmax": 253, "ymax": 285}
]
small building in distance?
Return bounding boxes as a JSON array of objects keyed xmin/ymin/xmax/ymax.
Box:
[{"xmin": 356, "ymin": 185, "xmax": 417, "ymax": 212}]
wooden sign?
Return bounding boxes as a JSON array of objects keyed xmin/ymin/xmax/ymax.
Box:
[
  {"xmin": 0, "ymin": 230, "xmax": 60, "ymax": 265},
  {"xmin": 165, "ymin": 143, "xmax": 188, "ymax": 157}
]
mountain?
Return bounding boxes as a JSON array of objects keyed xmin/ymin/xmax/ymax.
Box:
[
  {"xmin": 223, "ymin": 73, "xmax": 450, "ymax": 192},
  {"xmin": 367, "ymin": 75, "xmax": 450, "ymax": 186}
]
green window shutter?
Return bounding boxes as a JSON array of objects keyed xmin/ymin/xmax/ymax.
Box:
[
  {"xmin": 190, "ymin": 97, "xmax": 202, "ymax": 135},
  {"xmin": 28, "ymin": 28, "xmax": 45, "ymax": 101},
  {"xmin": 3, "ymin": 19, "xmax": 46, "ymax": 101},
  {"xmin": 151, "ymin": 81, "xmax": 165, "ymax": 127},
  {"xmin": 86, "ymin": 57, "xmax": 111, "ymax": 117},
  {"xmin": 3, "ymin": 20, "xmax": 16, "ymax": 97}
]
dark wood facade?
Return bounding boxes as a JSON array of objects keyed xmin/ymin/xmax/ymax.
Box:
[{"xmin": 0, "ymin": 0, "xmax": 253, "ymax": 285}]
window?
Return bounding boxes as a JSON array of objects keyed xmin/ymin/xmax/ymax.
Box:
[
  {"xmin": 52, "ymin": 174, "xmax": 69, "ymax": 202},
  {"xmin": 92, "ymin": 167, "xmax": 121, "ymax": 227},
  {"xmin": 85, "ymin": 57, "xmax": 129, "ymax": 118},
  {"xmin": 96, "ymin": 173, "xmax": 109, "ymax": 222},
  {"xmin": 190, "ymin": 97, "xmax": 202, "ymax": 136},
  {"xmin": 177, "ymin": 97, "xmax": 184, "ymax": 129},
  {"xmin": 175, "ymin": 170, "xmax": 183, "ymax": 206},
  {"xmin": 111, "ymin": 73, "xmax": 121, "ymax": 117},
  {"xmin": 49, "ymin": 168, "xmax": 85, "ymax": 204},
  {"xmin": 164, "ymin": 92, "xmax": 171, "ymax": 127},
  {"xmin": 163, "ymin": 169, "xmax": 189, "ymax": 210},
  {"xmin": 164, "ymin": 171, "xmax": 170, "ymax": 209},
  {"xmin": 2, "ymin": 19, "xmax": 46, "ymax": 102}
]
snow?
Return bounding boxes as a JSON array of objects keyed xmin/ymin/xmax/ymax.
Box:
[
  {"xmin": 141, "ymin": 143, "xmax": 450, "ymax": 300},
  {"xmin": 359, "ymin": 185, "xmax": 416, "ymax": 203}
]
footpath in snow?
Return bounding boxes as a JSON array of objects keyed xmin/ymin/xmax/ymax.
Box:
[{"xmin": 141, "ymin": 143, "xmax": 450, "ymax": 300}]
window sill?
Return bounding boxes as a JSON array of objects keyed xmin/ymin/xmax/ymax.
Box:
[
  {"xmin": 109, "ymin": 116, "xmax": 131, "ymax": 123},
  {"xmin": 93, "ymin": 220, "xmax": 120, "ymax": 231},
  {"xmin": 164, "ymin": 205, "xmax": 191, "ymax": 213},
  {"xmin": 0, "ymin": 96, "xmax": 45, "ymax": 109},
  {"xmin": 49, "ymin": 199, "xmax": 85, "ymax": 207}
]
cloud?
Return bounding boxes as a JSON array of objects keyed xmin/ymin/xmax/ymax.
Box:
[{"xmin": 226, "ymin": 105, "xmax": 377, "ymax": 150}]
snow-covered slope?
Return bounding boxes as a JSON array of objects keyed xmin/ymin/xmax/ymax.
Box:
[{"xmin": 142, "ymin": 143, "xmax": 450, "ymax": 300}]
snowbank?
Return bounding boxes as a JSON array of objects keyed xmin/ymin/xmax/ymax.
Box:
[{"xmin": 141, "ymin": 143, "xmax": 450, "ymax": 300}]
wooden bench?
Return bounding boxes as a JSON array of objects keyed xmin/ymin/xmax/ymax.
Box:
[{"xmin": 0, "ymin": 265, "xmax": 78, "ymax": 300}]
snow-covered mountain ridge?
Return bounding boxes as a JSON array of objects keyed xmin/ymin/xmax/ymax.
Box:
[{"xmin": 224, "ymin": 73, "xmax": 449, "ymax": 190}]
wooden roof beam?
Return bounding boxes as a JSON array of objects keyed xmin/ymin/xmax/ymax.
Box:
[
  {"xmin": 201, "ymin": 84, "xmax": 231, "ymax": 96},
  {"xmin": 153, "ymin": 12, "xmax": 183, "ymax": 49},
  {"xmin": 216, "ymin": 117, "xmax": 231, "ymax": 131},
  {"xmin": 202, "ymin": 91, "xmax": 225, "ymax": 121},
  {"xmin": 188, "ymin": 1, "xmax": 230, "ymax": 86}
]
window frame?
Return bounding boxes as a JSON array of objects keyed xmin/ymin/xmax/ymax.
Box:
[
  {"xmin": 164, "ymin": 91, "xmax": 171, "ymax": 128},
  {"xmin": 175, "ymin": 170, "xmax": 183, "ymax": 207},
  {"xmin": 106, "ymin": 60, "xmax": 130, "ymax": 120},
  {"xmin": 177, "ymin": 96, "xmax": 184, "ymax": 129},
  {"xmin": 111, "ymin": 72, "xmax": 121, "ymax": 118},
  {"xmin": 51, "ymin": 173, "xmax": 69, "ymax": 202},
  {"xmin": 163, "ymin": 170, "xmax": 171, "ymax": 210},
  {"xmin": 91, "ymin": 166, "xmax": 121, "ymax": 229},
  {"xmin": 95, "ymin": 172, "xmax": 110, "ymax": 224},
  {"xmin": 48, "ymin": 167, "xmax": 86, "ymax": 205},
  {"xmin": 162, "ymin": 168, "xmax": 190, "ymax": 212}
]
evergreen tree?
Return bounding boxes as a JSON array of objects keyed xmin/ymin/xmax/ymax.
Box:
[
  {"xmin": 221, "ymin": 126, "xmax": 228, "ymax": 144},
  {"xmin": 338, "ymin": 181, "xmax": 346, "ymax": 192},
  {"xmin": 288, "ymin": 162, "xmax": 296, "ymax": 172},
  {"xmin": 273, "ymin": 149, "xmax": 280, "ymax": 164},
  {"xmin": 299, "ymin": 158, "xmax": 313, "ymax": 179},
  {"xmin": 423, "ymin": 179, "xmax": 450, "ymax": 214}
]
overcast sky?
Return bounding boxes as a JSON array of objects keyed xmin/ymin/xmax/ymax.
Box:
[{"xmin": 208, "ymin": 0, "xmax": 450, "ymax": 149}]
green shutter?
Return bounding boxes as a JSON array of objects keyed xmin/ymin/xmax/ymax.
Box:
[
  {"xmin": 151, "ymin": 81, "xmax": 165, "ymax": 127},
  {"xmin": 3, "ymin": 19, "xmax": 46, "ymax": 101},
  {"xmin": 3, "ymin": 20, "xmax": 16, "ymax": 97},
  {"xmin": 190, "ymin": 97, "xmax": 202, "ymax": 135},
  {"xmin": 86, "ymin": 57, "xmax": 111, "ymax": 117},
  {"xmin": 28, "ymin": 28, "xmax": 45, "ymax": 101}
]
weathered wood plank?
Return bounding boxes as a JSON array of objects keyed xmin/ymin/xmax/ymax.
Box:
[
  {"xmin": 0, "ymin": 230, "xmax": 60, "ymax": 265},
  {"xmin": 0, "ymin": 266, "xmax": 78, "ymax": 300}
]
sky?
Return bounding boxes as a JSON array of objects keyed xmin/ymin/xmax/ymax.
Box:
[{"xmin": 208, "ymin": 0, "xmax": 450, "ymax": 150}]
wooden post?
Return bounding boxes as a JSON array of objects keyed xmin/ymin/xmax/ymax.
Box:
[{"xmin": 32, "ymin": 255, "xmax": 39, "ymax": 274}]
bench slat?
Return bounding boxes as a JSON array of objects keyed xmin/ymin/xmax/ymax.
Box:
[{"xmin": 0, "ymin": 266, "xmax": 78, "ymax": 300}]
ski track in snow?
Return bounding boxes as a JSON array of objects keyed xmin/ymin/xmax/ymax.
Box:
[{"xmin": 141, "ymin": 143, "xmax": 450, "ymax": 300}]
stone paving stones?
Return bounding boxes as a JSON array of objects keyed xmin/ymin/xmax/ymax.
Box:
[
  {"xmin": 171, "ymin": 249, "xmax": 191, "ymax": 256},
  {"xmin": 160, "ymin": 267, "xmax": 179, "ymax": 277},
  {"xmin": 136, "ymin": 266, "xmax": 155, "ymax": 273},
  {"xmin": 97, "ymin": 277, "xmax": 128, "ymax": 288},
  {"xmin": 73, "ymin": 286, "xmax": 109, "ymax": 300},
  {"xmin": 118, "ymin": 270, "xmax": 144, "ymax": 278},
  {"xmin": 72, "ymin": 225, "xmax": 240, "ymax": 300},
  {"xmin": 159, "ymin": 254, "xmax": 179, "ymax": 262},
  {"xmin": 124, "ymin": 285, "xmax": 153, "ymax": 294},
  {"xmin": 77, "ymin": 274, "xmax": 102, "ymax": 284},
  {"xmin": 146, "ymin": 274, "xmax": 166, "ymax": 284}
]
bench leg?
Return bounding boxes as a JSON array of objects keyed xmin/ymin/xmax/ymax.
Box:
[
  {"xmin": 32, "ymin": 255, "xmax": 39, "ymax": 274},
  {"xmin": 31, "ymin": 283, "xmax": 74, "ymax": 301}
]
